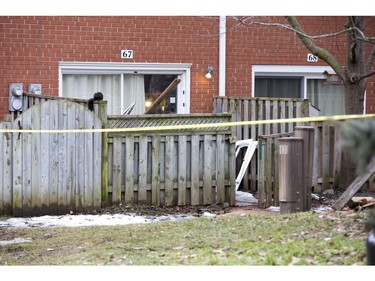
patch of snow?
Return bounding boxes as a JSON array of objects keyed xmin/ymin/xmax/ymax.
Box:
[
  {"xmin": 0, "ymin": 238, "xmax": 33, "ymax": 246},
  {"xmin": 313, "ymin": 206, "xmax": 333, "ymax": 213},
  {"xmin": 0, "ymin": 213, "xmax": 194, "ymax": 228},
  {"xmin": 311, "ymin": 193, "xmax": 321, "ymax": 200},
  {"xmin": 235, "ymin": 191, "xmax": 258, "ymax": 206},
  {"xmin": 202, "ymin": 212, "xmax": 216, "ymax": 217},
  {"xmin": 266, "ymin": 206, "xmax": 280, "ymax": 212}
]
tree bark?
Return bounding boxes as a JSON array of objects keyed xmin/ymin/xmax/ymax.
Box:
[
  {"xmin": 344, "ymin": 82, "xmax": 365, "ymax": 118},
  {"xmin": 339, "ymin": 17, "xmax": 367, "ymax": 189}
]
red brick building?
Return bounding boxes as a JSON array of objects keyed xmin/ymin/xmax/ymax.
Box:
[{"xmin": 1, "ymin": 16, "xmax": 375, "ymax": 120}]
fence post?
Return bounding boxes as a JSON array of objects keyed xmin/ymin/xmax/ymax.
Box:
[
  {"xmin": 279, "ymin": 137, "xmax": 304, "ymax": 214},
  {"xmin": 257, "ymin": 137, "xmax": 266, "ymax": 208},
  {"xmin": 294, "ymin": 126, "xmax": 315, "ymax": 210},
  {"xmin": 97, "ymin": 100, "xmax": 109, "ymax": 206}
]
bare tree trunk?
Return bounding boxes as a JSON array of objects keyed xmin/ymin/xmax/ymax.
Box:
[
  {"xmin": 339, "ymin": 80, "xmax": 367, "ymax": 188},
  {"xmin": 339, "ymin": 17, "xmax": 368, "ymax": 189},
  {"xmin": 344, "ymin": 81, "xmax": 366, "ymax": 114}
]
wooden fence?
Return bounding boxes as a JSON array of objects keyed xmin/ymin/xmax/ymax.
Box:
[
  {"xmin": 310, "ymin": 121, "xmax": 375, "ymax": 192},
  {"xmin": 257, "ymin": 132, "xmax": 294, "ymax": 208},
  {"xmin": 214, "ymin": 96, "xmax": 310, "ymax": 192},
  {"xmin": 257, "ymin": 124, "xmax": 336, "ymax": 208},
  {"xmin": 213, "ymin": 96, "xmax": 310, "ymax": 139},
  {"xmin": 105, "ymin": 114, "xmax": 236, "ymax": 207},
  {"xmin": 313, "ymin": 122, "xmax": 341, "ymax": 192},
  {"xmin": 1, "ymin": 99, "xmax": 103, "ymax": 216},
  {"xmin": 256, "ymin": 123, "xmax": 338, "ymax": 208},
  {"xmin": 1, "ymin": 93, "xmax": 236, "ymax": 216},
  {"xmin": 213, "ymin": 97, "xmax": 374, "ymax": 208},
  {"xmin": 257, "ymin": 121, "xmax": 374, "ymax": 208},
  {"xmin": 8, "ymin": 92, "xmax": 90, "ymax": 122},
  {"xmin": 2, "ymin": 94, "xmax": 372, "ymax": 215}
]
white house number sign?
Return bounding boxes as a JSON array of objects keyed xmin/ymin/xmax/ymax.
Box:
[
  {"xmin": 121, "ymin": 50, "xmax": 134, "ymax": 59},
  {"xmin": 307, "ymin": 53, "xmax": 318, "ymax": 62}
]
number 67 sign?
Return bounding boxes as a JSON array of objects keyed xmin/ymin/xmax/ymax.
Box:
[{"xmin": 121, "ymin": 50, "xmax": 134, "ymax": 59}]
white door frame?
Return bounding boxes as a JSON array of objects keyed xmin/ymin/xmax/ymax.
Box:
[{"xmin": 59, "ymin": 62, "xmax": 192, "ymax": 114}]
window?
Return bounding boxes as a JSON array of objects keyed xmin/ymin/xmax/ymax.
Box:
[
  {"xmin": 255, "ymin": 77, "xmax": 302, "ymax": 98},
  {"xmin": 63, "ymin": 74, "xmax": 121, "ymax": 114},
  {"xmin": 252, "ymin": 65, "xmax": 345, "ymax": 116},
  {"xmin": 59, "ymin": 62, "xmax": 191, "ymax": 115},
  {"xmin": 306, "ymin": 79, "xmax": 345, "ymax": 116},
  {"xmin": 141, "ymin": 74, "xmax": 178, "ymax": 114}
]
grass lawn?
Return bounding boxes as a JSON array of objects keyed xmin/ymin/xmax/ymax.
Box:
[{"xmin": 0, "ymin": 207, "xmax": 371, "ymax": 266}]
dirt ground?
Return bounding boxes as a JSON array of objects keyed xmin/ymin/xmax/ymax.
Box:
[{"xmin": 89, "ymin": 188, "xmax": 375, "ymax": 218}]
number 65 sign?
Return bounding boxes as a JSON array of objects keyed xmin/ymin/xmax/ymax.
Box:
[{"xmin": 121, "ymin": 50, "xmax": 134, "ymax": 59}]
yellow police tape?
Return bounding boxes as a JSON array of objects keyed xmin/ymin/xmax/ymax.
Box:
[{"xmin": 1, "ymin": 113, "xmax": 375, "ymax": 133}]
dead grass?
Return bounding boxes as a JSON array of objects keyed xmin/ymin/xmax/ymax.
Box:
[{"xmin": 0, "ymin": 207, "xmax": 371, "ymax": 265}]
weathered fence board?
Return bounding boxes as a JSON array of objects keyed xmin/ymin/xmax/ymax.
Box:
[
  {"xmin": 164, "ymin": 135, "xmax": 174, "ymax": 206},
  {"xmin": 203, "ymin": 135, "xmax": 212, "ymax": 204},
  {"xmin": 216, "ymin": 134, "xmax": 226, "ymax": 203},
  {"xmin": 178, "ymin": 135, "xmax": 187, "ymax": 205},
  {"xmin": 111, "ymin": 137, "xmax": 122, "ymax": 203},
  {"xmin": 0, "ymin": 100, "xmax": 103, "ymax": 216},
  {"xmin": 0, "ymin": 122, "xmax": 12, "ymax": 215},
  {"xmin": 313, "ymin": 122, "xmax": 342, "ymax": 192},
  {"xmin": 152, "ymin": 136, "xmax": 161, "ymax": 205},
  {"xmin": 125, "ymin": 137, "xmax": 135, "ymax": 203}
]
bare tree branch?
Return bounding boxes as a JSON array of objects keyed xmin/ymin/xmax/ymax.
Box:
[
  {"xmin": 347, "ymin": 16, "xmax": 360, "ymax": 64},
  {"xmin": 359, "ymin": 69, "xmax": 375, "ymax": 82},
  {"xmin": 232, "ymin": 16, "xmax": 350, "ymax": 40},
  {"xmin": 232, "ymin": 16, "xmax": 375, "ymax": 43},
  {"xmin": 284, "ymin": 16, "xmax": 348, "ymax": 83}
]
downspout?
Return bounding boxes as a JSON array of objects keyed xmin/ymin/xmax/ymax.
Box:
[{"xmin": 219, "ymin": 16, "xmax": 226, "ymax": 96}]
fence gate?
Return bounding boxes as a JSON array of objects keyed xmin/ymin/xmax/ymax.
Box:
[{"xmin": 8, "ymin": 100, "xmax": 102, "ymax": 217}]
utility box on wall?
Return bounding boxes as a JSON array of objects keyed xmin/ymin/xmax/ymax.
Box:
[
  {"xmin": 9, "ymin": 83, "xmax": 23, "ymax": 112},
  {"xmin": 28, "ymin": 84, "xmax": 42, "ymax": 95}
]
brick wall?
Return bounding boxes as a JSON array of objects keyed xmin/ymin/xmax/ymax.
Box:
[
  {"xmin": 225, "ymin": 16, "xmax": 349, "ymax": 97},
  {"xmin": 1, "ymin": 16, "xmax": 375, "ymax": 120},
  {"xmin": 0, "ymin": 16, "xmax": 220, "ymax": 119}
]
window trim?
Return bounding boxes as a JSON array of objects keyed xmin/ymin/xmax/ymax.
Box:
[
  {"xmin": 59, "ymin": 62, "xmax": 192, "ymax": 114},
  {"xmin": 252, "ymin": 65, "xmax": 335, "ymax": 98}
]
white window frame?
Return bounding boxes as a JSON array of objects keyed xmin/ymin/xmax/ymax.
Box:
[
  {"xmin": 252, "ymin": 65, "xmax": 335, "ymax": 98},
  {"xmin": 59, "ymin": 62, "xmax": 192, "ymax": 114}
]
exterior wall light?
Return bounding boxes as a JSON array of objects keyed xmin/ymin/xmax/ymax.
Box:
[
  {"xmin": 29, "ymin": 84, "xmax": 42, "ymax": 95},
  {"xmin": 9, "ymin": 83, "xmax": 24, "ymax": 112},
  {"xmin": 205, "ymin": 66, "xmax": 214, "ymax": 79}
]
